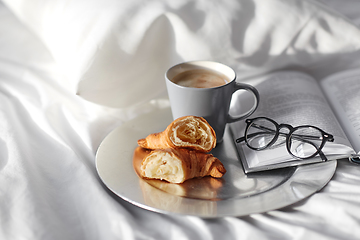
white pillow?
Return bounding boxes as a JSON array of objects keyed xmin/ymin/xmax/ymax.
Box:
[{"xmin": 4, "ymin": 0, "xmax": 360, "ymax": 108}]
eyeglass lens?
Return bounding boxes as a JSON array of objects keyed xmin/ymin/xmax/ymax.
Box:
[
  {"xmin": 246, "ymin": 118, "xmax": 277, "ymax": 149},
  {"xmin": 289, "ymin": 126, "xmax": 323, "ymax": 158}
]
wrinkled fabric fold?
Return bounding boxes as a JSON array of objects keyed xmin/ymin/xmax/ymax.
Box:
[{"xmin": 3, "ymin": 0, "xmax": 360, "ymax": 107}]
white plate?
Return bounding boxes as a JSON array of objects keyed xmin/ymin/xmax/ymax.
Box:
[{"xmin": 96, "ymin": 107, "xmax": 336, "ymax": 218}]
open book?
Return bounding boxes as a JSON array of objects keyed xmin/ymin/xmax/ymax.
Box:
[{"xmin": 230, "ymin": 69, "xmax": 360, "ymax": 173}]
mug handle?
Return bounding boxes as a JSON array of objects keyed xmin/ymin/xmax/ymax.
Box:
[{"xmin": 227, "ymin": 82, "xmax": 260, "ymax": 123}]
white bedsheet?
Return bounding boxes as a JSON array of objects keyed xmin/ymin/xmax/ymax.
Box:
[{"xmin": 1, "ymin": 0, "xmax": 360, "ymax": 239}]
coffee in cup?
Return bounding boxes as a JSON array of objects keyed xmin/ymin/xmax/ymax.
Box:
[{"xmin": 171, "ymin": 69, "xmax": 229, "ymax": 88}]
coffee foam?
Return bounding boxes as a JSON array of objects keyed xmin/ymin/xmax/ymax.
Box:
[{"xmin": 171, "ymin": 69, "xmax": 229, "ymax": 88}]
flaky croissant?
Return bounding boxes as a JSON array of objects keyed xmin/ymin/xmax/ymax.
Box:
[
  {"xmin": 137, "ymin": 116, "xmax": 216, "ymax": 152},
  {"xmin": 140, "ymin": 148, "xmax": 226, "ymax": 184}
]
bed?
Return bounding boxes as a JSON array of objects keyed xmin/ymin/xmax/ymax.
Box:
[{"xmin": 1, "ymin": 0, "xmax": 360, "ymax": 239}]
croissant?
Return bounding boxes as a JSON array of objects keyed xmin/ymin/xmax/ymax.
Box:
[
  {"xmin": 140, "ymin": 148, "xmax": 226, "ymax": 184},
  {"xmin": 137, "ymin": 116, "xmax": 216, "ymax": 152}
]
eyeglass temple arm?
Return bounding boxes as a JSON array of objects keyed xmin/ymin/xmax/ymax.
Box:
[
  {"xmin": 235, "ymin": 126, "xmax": 293, "ymax": 143},
  {"xmin": 235, "ymin": 127, "xmax": 287, "ymax": 143},
  {"xmin": 349, "ymin": 154, "xmax": 360, "ymax": 164},
  {"xmin": 236, "ymin": 124, "xmax": 333, "ymax": 142},
  {"xmin": 235, "ymin": 125, "xmax": 277, "ymax": 143}
]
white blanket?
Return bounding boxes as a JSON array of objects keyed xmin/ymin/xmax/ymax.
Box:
[{"xmin": 1, "ymin": 0, "xmax": 360, "ymax": 239}]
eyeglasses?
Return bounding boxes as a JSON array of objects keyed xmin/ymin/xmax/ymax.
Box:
[{"xmin": 235, "ymin": 117, "xmax": 334, "ymax": 161}]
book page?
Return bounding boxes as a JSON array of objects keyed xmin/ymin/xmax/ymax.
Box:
[
  {"xmin": 320, "ymin": 68, "xmax": 360, "ymax": 153},
  {"xmin": 230, "ymin": 71, "xmax": 355, "ymax": 170}
]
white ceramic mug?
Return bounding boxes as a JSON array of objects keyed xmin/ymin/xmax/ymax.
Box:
[{"xmin": 165, "ymin": 61, "xmax": 260, "ymax": 142}]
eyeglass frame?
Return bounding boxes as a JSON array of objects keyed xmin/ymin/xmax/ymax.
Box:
[{"xmin": 235, "ymin": 117, "xmax": 335, "ymax": 161}]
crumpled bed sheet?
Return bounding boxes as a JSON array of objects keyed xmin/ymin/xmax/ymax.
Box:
[{"xmin": 1, "ymin": 0, "xmax": 360, "ymax": 239}]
